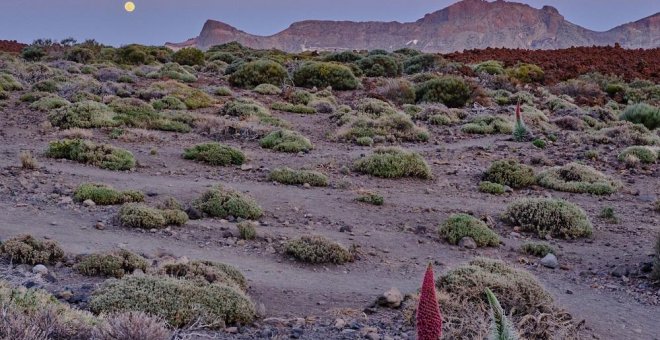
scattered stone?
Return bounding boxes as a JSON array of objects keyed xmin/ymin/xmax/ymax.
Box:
[
  {"xmin": 32, "ymin": 264, "xmax": 48, "ymax": 275},
  {"xmin": 458, "ymin": 237, "xmax": 477, "ymax": 249},
  {"xmin": 240, "ymin": 164, "xmax": 253, "ymax": 171},
  {"xmin": 185, "ymin": 207, "xmax": 202, "ymax": 220},
  {"xmin": 58, "ymin": 196, "xmax": 73, "ymax": 205},
  {"xmin": 95, "ymin": 222, "xmax": 105, "ymax": 230},
  {"xmin": 334, "ymin": 318, "xmax": 346, "ymax": 329},
  {"xmin": 540, "ymin": 253, "xmax": 559, "ymax": 269},
  {"xmin": 377, "ymin": 287, "xmax": 403, "ymax": 308},
  {"xmin": 225, "ymin": 327, "xmax": 239, "ymax": 334},
  {"xmin": 82, "ymin": 199, "xmax": 96, "ymax": 207}
]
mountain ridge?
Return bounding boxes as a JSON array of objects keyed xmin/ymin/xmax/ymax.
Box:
[{"xmin": 166, "ymin": 0, "xmax": 660, "ymax": 52}]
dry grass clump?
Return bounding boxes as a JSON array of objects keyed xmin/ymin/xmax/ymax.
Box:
[
  {"xmin": 237, "ymin": 221, "xmax": 258, "ymax": 240},
  {"xmin": 19, "ymin": 151, "xmax": 39, "ymax": 170},
  {"xmin": 92, "ymin": 312, "xmax": 171, "ymax": 340},
  {"xmin": 48, "ymin": 100, "xmax": 117, "ymax": 129},
  {"xmin": 191, "ymin": 186, "xmax": 263, "ymax": 220},
  {"xmin": 536, "ymin": 162, "xmax": 621, "ymax": 195},
  {"xmin": 0, "ymin": 234, "xmax": 64, "ymax": 265},
  {"xmin": 116, "ymin": 128, "xmax": 161, "ymax": 143},
  {"xmin": 183, "ymin": 142, "xmax": 246, "ymax": 166},
  {"xmin": 353, "ymin": 147, "xmax": 432, "ymax": 179},
  {"xmin": 478, "ymin": 181, "xmax": 506, "ymax": 194},
  {"xmin": 89, "ymin": 275, "xmax": 255, "ymax": 328},
  {"xmin": 143, "ymin": 81, "xmax": 213, "ymax": 109},
  {"xmin": 269, "ymin": 167, "xmax": 328, "ymax": 187},
  {"xmin": 117, "ymin": 203, "xmax": 188, "ymax": 229},
  {"xmin": 504, "ymin": 198, "xmax": 593, "ymax": 239},
  {"xmin": 285, "ymin": 236, "xmax": 354, "ymax": 264},
  {"xmin": 589, "ymin": 121, "xmax": 659, "ymax": 146},
  {"xmin": 0, "ymin": 281, "xmax": 97, "ymax": 339},
  {"xmin": 356, "ymin": 191, "xmax": 384, "ymax": 206},
  {"xmin": 75, "ymin": 249, "xmax": 148, "ymax": 278},
  {"xmin": 160, "ymin": 259, "xmax": 248, "ymax": 291},
  {"xmin": 146, "ymin": 62, "xmax": 197, "ymax": 82},
  {"xmin": 253, "ymin": 83, "xmax": 281, "ymax": 95},
  {"xmin": 60, "ymin": 128, "xmax": 93, "ymax": 139},
  {"xmin": 427, "ymin": 258, "xmax": 582, "ymax": 339},
  {"xmin": 438, "ymin": 214, "xmax": 500, "ymax": 247},
  {"xmin": 46, "ymin": 139, "xmax": 136, "ymax": 171},
  {"xmin": 617, "ymin": 146, "xmax": 658, "ymax": 164},
  {"xmin": 260, "ymin": 129, "xmax": 313, "ymax": 153},
  {"xmin": 483, "ymin": 159, "xmax": 535, "ymax": 189},
  {"xmin": 374, "ymin": 78, "xmax": 416, "ymax": 105},
  {"xmin": 271, "ymin": 101, "xmax": 316, "ymax": 114},
  {"xmin": 74, "ymin": 182, "xmax": 144, "ymax": 205},
  {"xmin": 462, "ymin": 115, "xmax": 513, "ymax": 135}
]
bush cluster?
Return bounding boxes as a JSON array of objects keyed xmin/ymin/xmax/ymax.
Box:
[
  {"xmin": 229, "ymin": 59, "xmax": 287, "ymax": 88},
  {"xmin": 75, "ymin": 249, "xmax": 148, "ymax": 278},
  {"xmin": 260, "ymin": 129, "xmax": 313, "ymax": 153},
  {"xmin": 293, "ymin": 62, "xmax": 358, "ymax": 90},
  {"xmin": 461, "ymin": 115, "xmax": 513, "ymax": 135},
  {"xmin": 183, "ymin": 142, "xmax": 246, "ymax": 166},
  {"xmin": 117, "ymin": 203, "xmax": 188, "ymax": 229},
  {"xmin": 483, "ymin": 159, "xmax": 535, "ymax": 189},
  {"xmin": 48, "ymin": 100, "xmax": 117, "ymax": 129},
  {"xmin": 536, "ymin": 162, "xmax": 620, "ymax": 195},
  {"xmin": 191, "ymin": 186, "xmax": 263, "ymax": 220},
  {"xmin": 619, "ymin": 103, "xmax": 659, "ymax": 130},
  {"xmin": 415, "ymin": 77, "xmax": 471, "ymax": 108},
  {"xmin": 74, "ymin": 182, "xmax": 144, "ymax": 205},
  {"xmin": 478, "ymin": 181, "xmax": 506, "ymax": 194},
  {"xmin": 172, "ymin": 47, "xmax": 205, "ymax": 66},
  {"xmin": 0, "ymin": 234, "xmax": 64, "ymax": 265},
  {"xmin": 46, "ymin": 139, "xmax": 136, "ymax": 171},
  {"xmin": 617, "ymin": 146, "xmax": 658, "ymax": 164},
  {"xmin": 504, "ymin": 198, "xmax": 593, "ymax": 239},
  {"xmin": 438, "ymin": 214, "xmax": 500, "ymax": 247},
  {"xmin": 160, "ymin": 259, "xmax": 248, "ymax": 291},
  {"xmin": 269, "ymin": 167, "xmax": 329, "ymax": 187},
  {"xmin": 357, "ymin": 54, "xmax": 401, "ymax": 77},
  {"xmin": 353, "ymin": 147, "xmax": 431, "ymax": 179},
  {"xmin": 520, "ymin": 242, "xmax": 555, "ymax": 257},
  {"xmin": 356, "ymin": 192, "xmax": 384, "ymax": 205}
]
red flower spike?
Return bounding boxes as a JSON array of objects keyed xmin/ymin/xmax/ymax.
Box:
[
  {"xmin": 416, "ymin": 263, "xmax": 442, "ymax": 340},
  {"xmin": 515, "ymin": 101, "xmax": 522, "ymax": 124}
]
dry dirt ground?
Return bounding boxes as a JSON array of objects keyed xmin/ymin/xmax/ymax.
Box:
[{"xmin": 0, "ymin": 76, "xmax": 658, "ymax": 339}]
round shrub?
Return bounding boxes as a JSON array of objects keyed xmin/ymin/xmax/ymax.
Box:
[
  {"xmin": 192, "ymin": 187, "xmax": 263, "ymax": 220},
  {"xmin": 536, "ymin": 162, "xmax": 620, "ymax": 195},
  {"xmin": 293, "ymin": 62, "xmax": 358, "ymax": 90},
  {"xmin": 507, "ymin": 63, "xmax": 544, "ymax": 83},
  {"xmin": 357, "ymin": 54, "xmax": 401, "ymax": 77},
  {"xmin": 415, "ymin": 77, "xmax": 471, "ymax": 108},
  {"xmin": 75, "ymin": 249, "xmax": 148, "ymax": 278},
  {"xmin": 439, "ymin": 214, "xmax": 500, "ymax": 247},
  {"xmin": 160, "ymin": 260, "xmax": 248, "ymax": 291},
  {"xmin": 483, "ymin": 159, "xmax": 535, "ymax": 189},
  {"xmin": 237, "ymin": 221, "xmax": 258, "ymax": 240},
  {"xmin": 504, "ymin": 198, "xmax": 593, "ymax": 239},
  {"xmin": 353, "ymin": 147, "xmax": 431, "ymax": 179},
  {"xmin": 474, "ymin": 60, "xmax": 504, "ymax": 75},
  {"xmin": 48, "ymin": 101, "xmax": 117, "ymax": 129},
  {"xmin": 269, "ymin": 167, "xmax": 328, "ymax": 187},
  {"xmin": 618, "ymin": 146, "xmax": 658, "ymax": 164},
  {"xmin": 46, "ymin": 139, "xmax": 135, "ymax": 171},
  {"xmin": 478, "ymin": 181, "xmax": 506, "ymax": 194},
  {"xmin": 229, "ymin": 59, "xmax": 287, "ymax": 88},
  {"xmin": 21, "ymin": 46, "xmax": 46, "ymax": 61},
  {"xmin": 66, "ymin": 47, "xmax": 94, "ymax": 64},
  {"xmin": 461, "ymin": 115, "xmax": 513, "ymax": 135},
  {"xmin": 260, "ymin": 129, "xmax": 313, "ymax": 153},
  {"xmin": 253, "ymin": 83, "xmax": 281, "ymax": 95},
  {"xmin": 520, "ymin": 242, "xmax": 555, "ymax": 258},
  {"xmin": 118, "ymin": 203, "xmax": 188, "ymax": 229},
  {"xmin": 152, "ymin": 96, "xmax": 186, "ymax": 111},
  {"xmin": 403, "ymin": 54, "xmax": 442, "ymax": 74},
  {"xmin": 285, "ymin": 236, "xmax": 353, "ymax": 264},
  {"xmin": 0, "ymin": 234, "xmax": 64, "ymax": 265},
  {"xmin": 90, "ymin": 276, "xmax": 255, "ymax": 328},
  {"xmin": 619, "ymin": 103, "xmax": 659, "ymax": 130},
  {"xmin": 221, "ymin": 97, "xmax": 270, "ymax": 117},
  {"xmin": 172, "ymin": 47, "xmax": 205, "ymax": 66},
  {"xmin": 323, "ymin": 51, "xmax": 363, "ymax": 63},
  {"xmin": 183, "ymin": 142, "xmax": 245, "ymax": 166}
]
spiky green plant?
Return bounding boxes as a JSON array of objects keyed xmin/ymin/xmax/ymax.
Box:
[
  {"xmin": 512, "ymin": 102, "xmax": 529, "ymax": 142},
  {"xmin": 485, "ymin": 288, "xmax": 520, "ymax": 340}
]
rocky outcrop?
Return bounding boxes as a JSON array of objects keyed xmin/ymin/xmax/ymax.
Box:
[{"xmin": 166, "ymin": 0, "xmax": 660, "ymax": 52}]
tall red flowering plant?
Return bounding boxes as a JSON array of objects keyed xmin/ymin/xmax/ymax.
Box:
[{"xmin": 416, "ymin": 263, "xmax": 443, "ymax": 340}]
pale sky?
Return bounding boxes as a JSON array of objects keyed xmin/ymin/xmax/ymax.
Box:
[{"xmin": 0, "ymin": 0, "xmax": 658, "ymax": 46}]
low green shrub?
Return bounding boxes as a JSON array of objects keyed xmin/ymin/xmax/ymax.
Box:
[
  {"xmin": 336, "ymin": 112, "xmax": 429, "ymax": 143},
  {"xmin": 504, "ymin": 198, "xmax": 593, "ymax": 239},
  {"xmin": 229, "ymin": 59, "xmax": 287, "ymax": 88},
  {"xmin": 48, "ymin": 100, "xmax": 118, "ymax": 129},
  {"xmin": 90, "ymin": 275, "xmax": 255, "ymax": 328},
  {"xmin": 269, "ymin": 167, "xmax": 328, "ymax": 187},
  {"xmin": 357, "ymin": 54, "xmax": 401, "ymax": 77},
  {"xmin": 415, "ymin": 77, "xmax": 471, "ymax": 108},
  {"xmin": 260, "ymin": 129, "xmax": 313, "ymax": 153},
  {"xmin": 146, "ymin": 63, "xmax": 197, "ymax": 82},
  {"xmin": 520, "ymin": 242, "xmax": 555, "ymax": 257},
  {"xmin": 599, "ymin": 206, "xmax": 619, "ymax": 223},
  {"xmin": 536, "ymin": 162, "xmax": 620, "ymax": 195},
  {"xmin": 152, "ymin": 96, "xmax": 186, "ymax": 110},
  {"xmin": 356, "ymin": 136, "xmax": 374, "ymax": 146},
  {"xmin": 532, "ymin": 139, "xmax": 546, "ymax": 149},
  {"xmin": 353, "ymin": 147, "xmax": 431, "ymax": 179},
  {"xmin": 0, "ymin": 73, "xmax": 24, "ymax": 91},
  {"xmin": 0, "ymin": 234, "xmax": 64, "ymax": 265},
  {"xmin": 74, "ymin": 182, "xmax": 144, "ymax": 205},
  {"xmin": 253, "ymin": 83, "xmax": 281, "ymax": 95},
  {"xmin": 619, "ymin": 103, "xmax": 659, "ymax": 130},
  {"xmin": 293, "ymin": 62, "xmax": 358, "ymax": 90},
  {"xmin": 160, "ymin": 259, "xmax": 248, "ymax": 291},
  {"xmin": 356, "ymin": 192, "xmax": 384, "ymax": 205},
  {"xmin": 146, "ymin": 81, "xmax": 214, "ymax": 109},
  {"xmin": 507, "ymin": 63, "xmax": 544, "ymax": 83},
  {"xmin": 29, "ymin": 96, "xmax": 70, "ymax": 111},
  {"xmin": 617, "ymin": 146, "xmax": 658, "ymax": 164},
  {"xmin": 237, "ymin": 221, "xmax": 257, "ymax": 240},
  {"xmin": 462, "ymin": 115, "xmax": 513, "ymax": 134},
  {"xmin": 46, "ymin": 139, "xmax": 136, "ymax": 170},
  {"xmin": 215, "ymin": 86, "xmax": 233, "ymax": 96},
  {"xmin": 285, "ymin": 236, "xmax": 353, "ymax": 264},
  {"xmin": 75, "ymin": 249, "xmax": 148, "ymax": 278},
  {"xmin": 474, "ymin": 60, "xmax": 504, "ymax": 75},
  {"xmin": 438, "ymin": 214, "xmax": 500, "ymax": 247},
  {"xmin": 183, "ymin": 142, "xmax": 245, "ymax": 166},
  {"xmin": 478, "ymin": 181, "xmax": 506, "ymax": 194},
  {"xmin": 172, "ymin": 47, "xmax": 205, "ymax": 66},
  {"xmin": 118, "ymin": 203, "xmax": 188, "ymax": 229},
  {"xmin": 403, "ymin": 54, "xmax": 442, "ymax": 74},
  {"xmin": 191, "ymin": 186, "xmax": 263, "ymax": 220},
  {"xmin": 483, "ymin": 159, "xmax": 535, "ymax": 189},
  {"xmin": 221, "ymin": 97, "xmax": 270, "ymax": 117},
  {"xmin": 375, "ymin": 78, "xmax": 416, "ymax": 105}
]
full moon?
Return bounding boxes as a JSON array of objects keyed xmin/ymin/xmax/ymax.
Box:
[{"xmin": 124, "ymin": 1, "xmax": 135, "ymax": 12}]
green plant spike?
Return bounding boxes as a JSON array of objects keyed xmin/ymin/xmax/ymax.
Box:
[{"xmin": 485, "ymin": 287, "xmax": 520, "ymax": 340}]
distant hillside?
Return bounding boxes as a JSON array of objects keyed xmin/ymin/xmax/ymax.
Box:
[{"xmin": 166, "ymin": 0, "xmax": 660, "ymax": 52}]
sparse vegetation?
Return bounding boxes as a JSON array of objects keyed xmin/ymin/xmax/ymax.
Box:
[
  {"xmin": 353, "ymin": 147, "xmax": 432, "ymax": 179},
  {"xmin": 462, "ymin": 115, "xmax": 513, "ymax": 134},
  {"xmin": 237, "ymin": 221, "xmax": 258, "ymax": 240},
  {"xmin": 269, "ymin": 167, "xmax": 329, "ymax": 187},
  {"xmin": 19, "ymin": 150, "xmax": 38, "ymax": 170},
  {"xmin": 478, "ymin": 181, "xmax": 506, "ymax": 194},
  {"xmin": 504, "ymin": 198, "xmax": 593, "ymax": 239},
  {"xmin": 536, "ymin": 162, "xmax": 621, "ymax": 195},
  {"xmin": 356, "ymin": 192, "xmax": 384, "ymax": 206},
  {"xmin": 438, "ymin": 214, "xmax": 500, "ymax": 247},
  {"xmin": 285, "ymin": 236, "xmax": 354, "ymax": 264},
  {"xmin": 617, "ymin": 146, "xmax": 658, "ymax": 164}
]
